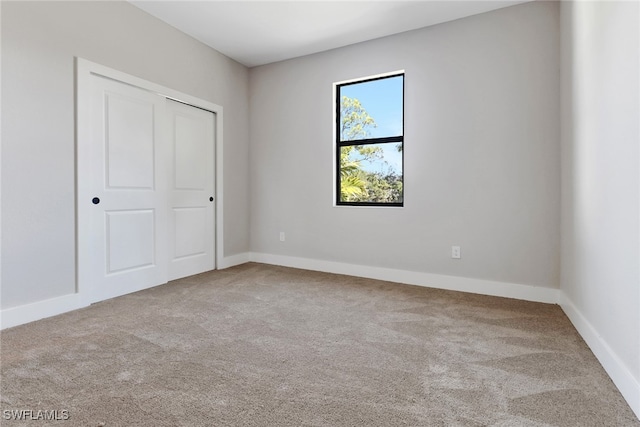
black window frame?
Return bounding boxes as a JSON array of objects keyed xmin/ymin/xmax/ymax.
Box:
[{"xmin": 335, "ymin": 73, "xmax": 405, "ymax": 207}]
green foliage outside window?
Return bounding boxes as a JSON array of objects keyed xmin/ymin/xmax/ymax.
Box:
[{"xmin": 339, "ymin": 95, "xmax": 403, "ymax": 204}]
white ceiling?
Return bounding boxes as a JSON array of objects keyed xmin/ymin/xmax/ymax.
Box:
[{"xmin": 130, "ymin": 1, "xmax": 530, "ymax": 68}]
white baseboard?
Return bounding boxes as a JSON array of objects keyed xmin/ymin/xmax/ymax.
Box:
[
  {"xmin": 250, "ymin": 252, "xmax": 560, "ymax": 304},
  {"xmin": 218, "ymin": 252, "xmax": 252, "ymax": 269},
  {"xmin": 0, "ymin": 253, "xmax": 556, "ymax": 331},
  {"xmin": 560, "ymin": 295, "xmax": 640, "ymax": 420},
  {"xmin": 0, "ymin": 293, "xmax": 87, "ymax": 330}
]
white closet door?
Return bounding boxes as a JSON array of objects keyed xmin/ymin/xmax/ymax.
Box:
[
  {"xmin": 166, "ymin": 99, "xmax": 215, "ymax": 280},
  {"xmin": 80, "ymin": 75, "xmax": 169, "ymax": 303}
]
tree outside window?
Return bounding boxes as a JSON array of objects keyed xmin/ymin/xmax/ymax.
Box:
[{"xmin": 336, "ymin": 73, "xmax": 404, "ymax": 206}]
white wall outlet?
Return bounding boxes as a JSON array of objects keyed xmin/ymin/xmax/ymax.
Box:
[
  {"xmin": 451, "ymin": 246, "xmax": 461, "ymax": 259},
  {"xmin": 279, "ymin": 232, "xmax": 285, "ymax": 242}
]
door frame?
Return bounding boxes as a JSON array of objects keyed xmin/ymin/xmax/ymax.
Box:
[{"xmin": 76, "ymin": 58, "xmax": 224, "ymax": 305}]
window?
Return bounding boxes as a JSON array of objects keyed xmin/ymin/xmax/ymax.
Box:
[{"xmin": 335, "ymin": 73, "xmax": 404, "ymax": 206}]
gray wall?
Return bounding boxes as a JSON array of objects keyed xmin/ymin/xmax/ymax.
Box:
[
  {"xmin": 1, "ymin": 1, "xmax": 250, "ymax": 309},
  {"xmin": 249, "ymin": 2, "xmax": 561, "ymax": 289},
  {"xmin": 560, "ymin": 0, "xmax": 639, "ymax": 385}
]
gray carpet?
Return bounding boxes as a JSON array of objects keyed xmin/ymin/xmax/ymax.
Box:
[{"xmin": 1, "ymin": 263, "xmax": 638, "ymax": 426}]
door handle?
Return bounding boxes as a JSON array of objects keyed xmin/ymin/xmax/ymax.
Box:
[
  {"xmin": 92, "ymin": 197, "xmax": 100, "ymax": 205},
  {"xmin": 209, "ymin": 197, "xmax": 214, "ymax": 202}
]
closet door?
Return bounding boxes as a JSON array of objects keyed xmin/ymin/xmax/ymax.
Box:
[
  {"xmin": 166, "ymin": 99, "xmax": 215, "ymax": 280},
  {"xmin": 80, "ymin": 75, "xmax": 169, "ymax": 303}
]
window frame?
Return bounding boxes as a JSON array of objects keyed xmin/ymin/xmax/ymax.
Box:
[{"xmin": 335, "ymin": 72, "xmax": 405, "ymax": 207}]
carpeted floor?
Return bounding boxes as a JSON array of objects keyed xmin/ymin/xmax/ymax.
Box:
[{"xmin": 1, "ymin": 263, "xmax": 638, "ymax": 426}]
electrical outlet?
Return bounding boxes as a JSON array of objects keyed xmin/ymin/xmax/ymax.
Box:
[
  {"xmin": 451, "ymin": 246, "xmax": 461, "ymax": 259},
  {"xmin": 279, "ymin": 232, "xmax": 285, "ymax": 242}
]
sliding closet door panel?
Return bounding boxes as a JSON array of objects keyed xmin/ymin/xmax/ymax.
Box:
[
  {"xmin": 167, "ymin": 99, "xmax": 215, "ymax": 280},
  {"xmin": 83, "ymin": 75, "xmax": 168, "ymax": 303}
]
